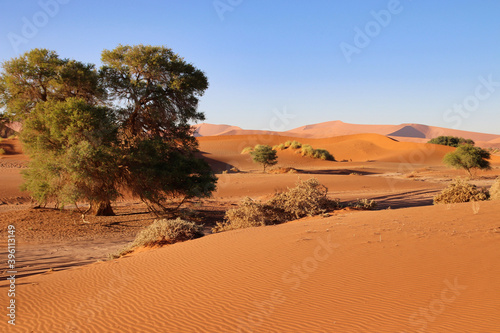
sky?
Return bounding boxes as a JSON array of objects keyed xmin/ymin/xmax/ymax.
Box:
[{"xmin": 0, "ymin": 0, "xmax": 499, "ymax": 134}]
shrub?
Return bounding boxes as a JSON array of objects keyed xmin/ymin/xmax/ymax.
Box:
[
  {"xmin": 241, "ymin": 146, "xmax": 254, "ymax": 154},
  {"xmin": 490, "ymin": 177, "xmax": 500, "ymax": 200},
  {"xmin": 269, "ymin": 178, "xmax": 329, "ymax": 219},
  {"xmin": 112, "ymin": 218, "xmax": 204, "ymax": 257},
  {"xmin": 349, "ymin": 198, "xmax": 377, "ymax": 210},
  {"xmin": 0, "ymin": 148, "xmax": 5, "ymax": 155},
  {"xmin": 433, "ymin": 178, "xmax": 489, "ymax": 204},
  {"xmin": 300, "ymin": 144, "xmax": 314, "ymax": 157},
  {"xmin": 213, "ymin": 178, "xmax": 335, "ymax": 232},
  {"xmin": 213, "ymin": 197, "xmax": 283, "ymax": 232},
  {"xmin": 284, "ymin": 140, "xmax": 293, "ymax": 148},
  {"xmin": 428, "ymin": 136, "xmax": 475, "ymax": 147},
  {"xmin": 312, "ymin": 149, "xmax": 334, "ymax": 161},
  {"xmin": 290, "ymin": 140, "xmax": 302, "ymax": 149}
]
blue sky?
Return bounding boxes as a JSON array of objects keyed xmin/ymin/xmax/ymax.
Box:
[{"xmin": 1, "ymin": 0, "xmax": 499, "ymax": 134}]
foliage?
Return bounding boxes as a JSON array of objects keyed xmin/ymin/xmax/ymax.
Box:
[
  {"xmin": 443, "ymin": 144, "xmax": 491, "ymax": 176},
  {"xmin": 433, "ymin": 178, "xmax": 489, "ymax": 204},
  {"xmin": 428, "ymin": 136, "xmax": 475, "ymax": 147},
  {"xmin": 20, "ymin": 98, "xmax": 120, "ymax": 211},
  {"xmin": 250, "ymin": 145, "xmax": 278, "ymax": 171},
  {"xmin": 0, "ymin": 46, "xmax": 216, "ymax": 216},
  {"xmin": 349, "ymin": 198, "xmax": 377, "ymax": 210},
  {"xmin": 121, "ymin": 138, "xmax": 216, "ymax": 214},
  {"xmin": 112, "ymin": 218, "xmax": 204, "ymax": 258},
  {"xmin": 213, "ymin": 178, "xmax": 336, "ymax": 232},
  {"xmin": 490, "ymin": 177, "xmax": 500, "ymax": 200},
  {"xmin": 0, "ymin": 148, "xmax": 4, "ymax": 155}
]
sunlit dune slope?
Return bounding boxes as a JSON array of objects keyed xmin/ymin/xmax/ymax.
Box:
[{"xmin": 7, "ymin": 200, "xmax": 500, "ymax": 332}]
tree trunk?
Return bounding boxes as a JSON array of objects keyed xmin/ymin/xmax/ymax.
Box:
[{"xmin": 90, "ymin": 200, "xmax": 115, "ymax": 216}]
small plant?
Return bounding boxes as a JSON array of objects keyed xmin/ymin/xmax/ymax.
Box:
[
  {"xmin": 111, "ymin": 218, "xmax": 204, "ymax": 258},
  {"xmin": 433, "ymin": 178, "xmax": 489, "ymax": 204},
  {"xmin": 213, "ymin": 178, "xmax": 338, "ymax": 233},
  {"xmin": 229, "ymin": 167, "xmax": 240, "ymax": 173},
  {"xmin": 290, "ymin": 140, "xmax": 302, "ymax": 149},
  {"xmin": 490, "ymin": 177, "xmax": 500, "ymax": 200},
  {"xmin": 0, "ymin": 148, "xmax": 5, "ymax": 155},
  {"xmin": 428, "ymin": 136, "xmax": 475, "ymax": 147},
  {"xmin": 349, "ymin": 198, "xmax": 377, "ymax": 210}
]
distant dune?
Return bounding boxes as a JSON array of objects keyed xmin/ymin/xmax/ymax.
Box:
[{"xmin": 194, "ymin": 121, "xmax": 500, "ymax": 148}]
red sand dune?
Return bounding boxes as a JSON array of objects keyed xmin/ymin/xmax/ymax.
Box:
[
  {"xmin": 194, "ymin": 121, "xmax": 500, "ymax": 145},
  {"xmin": 5, "ymin": 200, "xmax": 500, "ymax": 332}
]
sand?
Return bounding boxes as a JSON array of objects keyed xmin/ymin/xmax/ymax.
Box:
[
  {"xmin": 2, "ymin": 201, "xmax": 499, "ymax": 332},
  {"xmin": 1, "ymin": 129, "xmax": 500, "ymax": 332}
]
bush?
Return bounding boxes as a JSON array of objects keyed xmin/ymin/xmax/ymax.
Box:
[
  {"xmin": 213, "ymin": 197, "xmax": 283, "ymax": 232},
  {"xmin": 213, "ymin": 178, "xmax": 335, "ymax": 232},
  {"xmin": 312, "ymin": 149, "xmax": 334, "ymax": 161},
  {"xmin": 490, "ymin": 177, "xmax": 500, "ymax": 200},
  {"xmin": 0, "ymin": 148, "xmax": 5, "ymax": 155},
  {"xmin": 112, "ymin": 218, "xmax": 204, "ymax": 257},
  {"xmin": 300, "ymin": 144, "xmax": 314, "ymax": 157},
  {"xmin": 433, "ymin": 178, "xmax": 489, "ymax": 204},
  {"xmin": 349, "ymin": 198, "xmax": 377, "ymax": 210},
  {"xmin": 428, "ymin": 136, "xmax": 475, "ymax": 147},
  {"xmin": 269, "ymin": 178, "xmax": 329, "ymax": 219},
  {"xmin": 290, "ymin": 140, "xmax": 302, "ymax": 149}
]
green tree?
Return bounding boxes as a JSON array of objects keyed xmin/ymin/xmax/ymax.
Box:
[
  {"xmin": 250, "ymin": 145, "xmax": 278, "ymax": 172},
  {"xmin": 20, "ymin": 98, "xmax": 120, "ymax": 215},
  {"xmin": 101, "ymin": 44, "xmax": 216, "ymax": 214},
  {"xmin": 443, "ymin": 144, "xmax": 491, "ymax": 177},
  {"xmin": 1, "ymin": 46, "xmax": 216, "ymax": 216},
  {"xmin": 428, "ymin": 136, "xmax": 475, "ymax": 147}
]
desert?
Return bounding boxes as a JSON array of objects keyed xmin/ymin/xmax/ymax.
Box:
[
  {"xmin": 2, "ymin": 2, "xmax": 500, "ymax": 332},
  {"xmin": 1, "ymin": 120, "xmax": 500, "ymax": 332}
]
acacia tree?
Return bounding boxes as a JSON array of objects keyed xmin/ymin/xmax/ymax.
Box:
[
  {"xmin": 250, "ymin": 145, "xmax": 278, "ymax": 172},
  {"xmin": 1, "ymin": 46, "xmax": 216, "ymax": 216},
  {"xmin": 100, "ymin": 45, "xmax": 216, "ymax": 214},
  {"xmin": 0, "ymin": 49, "xmax": 117, "ymax": 215},
  {"xmin": 443, "ymin": 144, "xmax": 491, "ymax": 177},
  {"xmin": 20, "ymin": 98, "xmax": 120, "ymax": 214}
]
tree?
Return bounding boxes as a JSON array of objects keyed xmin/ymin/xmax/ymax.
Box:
[
  {"xmin": 250, "ymin": 145, "xmax": 278, "ymax": 172},
  {"xmin": 101, "ymin": 44, "xmax": 216, "ymax": 214},
  {"xmin": 20, "ymin": 98, "xmax": 120, "ymax": 215},
  {"xmin": 428, "ymin": 136, "xmax": 475, "ymax": 147},
  {"xmin": 1, "ymin": 46, "xmax": 217, "ymax": 216},
  {"xmin": 443, "ymin": 144, "xmax": 491, "ymax": 177}
]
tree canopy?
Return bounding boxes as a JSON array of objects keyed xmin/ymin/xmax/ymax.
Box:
[
  {"xmin": 443, "ymin": 144, "xmax": 491, "ymax": 177},
  {"xmin": 250, "ymin": 145, "xmax": 278, "ymax": 172},
  {"xmin": 0, "ymin": 46, "xmax": 216, "ymax": 216},
  {"xmin": 428, "ymin": 136, "xmax": 475, "ymax": 147}
]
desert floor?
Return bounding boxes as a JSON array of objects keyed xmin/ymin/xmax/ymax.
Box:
[{"xmin": 1, "ymin": 134, "xmax": 500, "ymax": 332}]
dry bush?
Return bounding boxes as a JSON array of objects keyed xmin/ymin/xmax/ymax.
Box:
[
  {"xmin": 268, "ymin": 166, "xmax": 298, "ymax": 174},
  {"xmin": 433, "ymin": 178, "xmax": 489, "ymax": 204},
  {"xmin": 214, "ymin": 178, "xmax": 335, "ymax": 232},
  {"xmin": 269, "ymin": 178, "xmax": 329, "ymax": 219},
  {"xmin": 349, "ymin": 198, "xmax": 377, "ymax": 210},
  {"xmin": 213, "ymin": 197, "xmax": 284, "ymax": 232},
  {"xmin": 0, "ymin": 148, "xmax": 5, "ymax": 156},
  {"xmin": 490, "ymin": 177, "xmax": 500, "ymax": 200},
  {"xmin": 111, "ymin": 218, "xmax": 204, "ymax": 258}
]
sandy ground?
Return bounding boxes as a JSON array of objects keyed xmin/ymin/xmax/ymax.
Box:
[{"xmin": 1, "ymin": 134, "xmax": 499, "ymax": 332}]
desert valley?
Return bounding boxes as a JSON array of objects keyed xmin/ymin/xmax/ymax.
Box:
[{"xmin": 1, "ymin": 120, "xmax": 500, "ymax": 332}]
